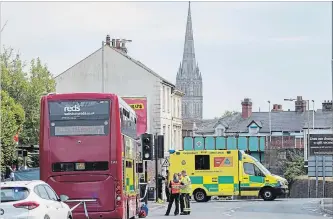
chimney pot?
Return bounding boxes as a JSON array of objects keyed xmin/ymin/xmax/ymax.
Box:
[
  {"xmin": 116, "ymin": 39, "xmax": 120, "ymax": 48},
  {"xmin": 106, "ymin": 35, "xmax": 111, "ymax": 46}
]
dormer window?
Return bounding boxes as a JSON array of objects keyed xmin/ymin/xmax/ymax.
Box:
[
  {"xmin": 216, "ymin": 128, "xmax": 224, "ymax": 136},
  {"xmin": 247, "ymin": 120, "xmax": 261, "ymax": 135}
]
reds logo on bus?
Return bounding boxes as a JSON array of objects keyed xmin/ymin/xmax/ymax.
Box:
[{"xmin": 64, "ymin": 105, "xmax": 81, "ymax": 112}]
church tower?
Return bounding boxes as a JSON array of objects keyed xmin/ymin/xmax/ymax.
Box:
[{"xmin": 176, "ymin": 2, "xmax": 203, "ymax": 120}]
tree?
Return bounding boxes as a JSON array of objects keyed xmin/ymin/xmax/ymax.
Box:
[
  {"xmin": 19, "ymin": 58, "xmax": 56, "ymax": 145},
  {"xmin": 221, "ymin": 110, "xmax": 238, "ymax": 118},
  {"xmin": 1, "ymin": 47, "xmax": 55, "ymax": 145},
  {"xmin": 0, "ymin": 90, "xmax": 25, "ymax": 168}
]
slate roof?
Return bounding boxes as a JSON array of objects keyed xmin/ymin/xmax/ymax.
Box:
[
  {"xmin": 190, "ymin": 110, "xmax": 332, "ymax": 134},
  {"xmin": 55, "ymin": 45, "xmax": 175, "ymax": 88}
]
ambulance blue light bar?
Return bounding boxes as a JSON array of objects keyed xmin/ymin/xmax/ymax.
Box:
[{"xmin": 169, "ymin": 149, "xmax": 176, "ymax": 154}]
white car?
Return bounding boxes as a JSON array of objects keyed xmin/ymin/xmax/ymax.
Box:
[{"xmin": 0, "ymin": 180, "xmax": 72, "ymax": 219}]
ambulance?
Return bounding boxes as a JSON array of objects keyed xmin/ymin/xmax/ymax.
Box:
[{"xmin": 169, "ymin": 149, "xmax": 288, "ymax": 202}]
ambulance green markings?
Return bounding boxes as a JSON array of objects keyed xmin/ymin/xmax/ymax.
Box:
[{"xmin": 169, "ymin": 149, "xmax": 289, "ymax": 202}]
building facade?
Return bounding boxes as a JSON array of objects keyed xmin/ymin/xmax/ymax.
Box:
[
  {"xmin": 54, "ymin": 37, "xmax": 183, "ymax": 155},
  {"xmin": 176, "ymin": 2, "xmax": 203, "ymax": 120}
]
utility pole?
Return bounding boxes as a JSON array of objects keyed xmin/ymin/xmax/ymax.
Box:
[
  {"xmin": 312, "ymin": 100, "xmax": 315, "ymax": 130},
  {"xmin": 268, "ymin": 100, "xmax": 271, "ymax": 142},
  {"xmin": 331, "ymin": 1, "xmax": 333, "ymax": 133}
]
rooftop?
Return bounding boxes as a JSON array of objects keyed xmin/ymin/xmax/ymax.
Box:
[{"xmin": 186, "ymin": 110, "xmax": 332, "ymax": 134}]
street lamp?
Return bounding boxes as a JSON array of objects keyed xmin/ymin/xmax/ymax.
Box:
[
  {"xmin": 312, "ymin": 100, "xmax": 315, "ymax": 130},
  {"xmin": 284, "ymin": 98, "xmax": 310, "ymax": 160},
  {"xmin": 267, "ymin": 101, "xmax": 271, "ymax": 142}
]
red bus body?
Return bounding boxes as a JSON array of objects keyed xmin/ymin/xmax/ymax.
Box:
[{"xmin": 39, "ymin": 93, "xmax": 140, "ymax": 219}]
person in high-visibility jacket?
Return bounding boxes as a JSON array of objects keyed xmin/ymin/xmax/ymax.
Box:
[
  {"xmin": 165, "ymin": 173, "xmax": 181, "ymax": 216},
  {"xmin": 179, "ymin": 170, "xmax": 191, "ymax": 215}
]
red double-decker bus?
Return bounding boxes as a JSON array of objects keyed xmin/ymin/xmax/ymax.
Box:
[{"xmin": 39, "ymin": 93, "xmax": 140, "ymax": 219}]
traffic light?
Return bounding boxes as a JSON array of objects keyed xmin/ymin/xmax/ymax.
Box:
[
  {"xmin": 141, "ymin": 133, "xmax": 153, "ymax": 160},
  {"xmin": 157, "ymin": 135, "xmax": 164, "ymax": 159}
]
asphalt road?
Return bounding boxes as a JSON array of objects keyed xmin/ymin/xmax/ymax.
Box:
[{"xmin": 149, "ymin": 199, "xmax": 332, "ymax": 219}]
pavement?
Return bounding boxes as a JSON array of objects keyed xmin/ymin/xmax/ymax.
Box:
[
  {"xmin": 321, "ymin": 199, "xmax": 333, "ymax": 216},
  {"xmin": 147, "ymin": 198, "xmax": 332, "ymax": 219}
]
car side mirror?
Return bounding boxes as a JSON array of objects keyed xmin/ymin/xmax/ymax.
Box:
[{"xmin": 59, "ymin": 194, "xmax": 69, "ymax": 202}]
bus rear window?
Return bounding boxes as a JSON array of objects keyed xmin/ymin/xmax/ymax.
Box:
[
  {"xmin": 52, "ymin": 161, "xmax": 109, "ymax": 172},
  {"xmin": 48, "ymin": 100, "xmax": 110, "ymax": 136},
  {"xmin": 0, "ymin": 187, "xmax": 29, "ymax": 203}
]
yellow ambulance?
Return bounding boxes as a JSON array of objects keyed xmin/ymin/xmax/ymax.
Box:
[{"xmin": 169, "ymin": 149, "xmax": 288, "ymax": 202}]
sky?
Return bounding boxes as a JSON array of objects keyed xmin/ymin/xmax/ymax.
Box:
[{"xmin": 1, "ymin": 1, "xmax": 332, "ymax": 119}]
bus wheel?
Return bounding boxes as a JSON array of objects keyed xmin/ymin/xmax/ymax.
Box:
[
  {"xmin": 193, "ymin": 189, "xmax": 207, "ymax": 202},
  {"xmin": 261, "ymin": 188, "xmax": 275, "ymax": 201}
]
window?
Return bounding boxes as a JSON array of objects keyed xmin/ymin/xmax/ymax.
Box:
[
  {"xmin": 176, "ymin": 99, "xmax": 181, "ymax": 118},
  {"xmin": 49, "ymin": 100, "xmax": 110, "ymax": 136},
  {"xmin": 168, "ymin": 125, "xmax": 170, "ymax": 151},
  {"xmin": 195, "ymin": 155, "xmax": 210, "ymax": 170},
  {"xmin": 243, "ymin": 162, "xmax": 255, "ymax": 175},
  {"xmin": 35, "ymin": 185, "xmax": 50, "ymax": 200},
  {"xmin": 43, "ymin": 185, "xmax": 58, "ymax": 201},
  {"xmin": 173, "ymin": 98, "xmax": 176, "ymax": 117},
  {"xmin": 216, "ymin": 128, "xmax": 224, "ymax": 136},
  {"xmin": 168, "ymin": 88, "xmax": 171, "ymax": 113},
  {"xmin": 173, "ymin": 129, "xmax": 176, "ymax": 150},
  {"xmin": 52, "ymin": 161, "xmax": 109, "ymax": 172},
  {"xmin": 0, "ymin": 187, "xmax": 29, "ymax": 202},
  {"xmin": 162, "ymin": 86, "xmax": 165, "ymax": 112},
  {"xmin": 254, "ymin": 165, "xmax": 264, "ymax": 177},
  {"xmin": 126, "ymin": 161, "xmax": 133, "ymax": 168}
]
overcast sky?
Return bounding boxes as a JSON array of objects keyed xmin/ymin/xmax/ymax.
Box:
[{"xmin": 2, "ymin": 1, "xmax": 331, "ymax": 119}]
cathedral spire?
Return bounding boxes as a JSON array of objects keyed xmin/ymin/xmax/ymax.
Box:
[
  {"xmin": 181, "ymin": 1, "xmax": 196, "ymax": 78},
  {"xmin": 175, "ymin": 1, "xmax": 203, "ymax": 120}
]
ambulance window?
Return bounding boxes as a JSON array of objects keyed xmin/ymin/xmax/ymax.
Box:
[
  {"xmin": 195, "ymin": 155, "xmax": 210, "ymax": 170},
  {"xmin": 243, "ymin": 163, "xmax": 255, "ymax": 175}
]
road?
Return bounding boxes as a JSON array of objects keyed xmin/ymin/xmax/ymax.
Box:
[{"xmin": 149, "ymin": 199, "xmax": 332, "ymax": 219}]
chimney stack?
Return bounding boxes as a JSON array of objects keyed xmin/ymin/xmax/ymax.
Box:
[
  {"xmin": 322, "ymin": 100, "xmax": 333, "ymax": 111},
  {"xmin": 271, "ymin": 104, "xmax": 283, "ymax": 112},
  {"xmin": 295, "ymin": 96, "xmax": 306, "ymax": 112},
  {"xmin": 106, "ymin": 35, "xmax": 111, "ymax": 46},
  {"xmin": 241, "ymin": 98, "xmax": 252, "ymax": 119}
]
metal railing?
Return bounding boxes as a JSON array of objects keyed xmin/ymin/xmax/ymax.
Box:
[
  {"xmin": 66, "ymin": 199, "xmax": 96, "ymax": 219},
  {"xmin": 65, "ymin": 182, "xmax": 150, "ymax": 219}
]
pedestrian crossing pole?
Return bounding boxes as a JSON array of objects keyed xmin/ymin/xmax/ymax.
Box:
[{"xmin": 154, "ymin": 134, "xmax": 159, "ymax": 202}]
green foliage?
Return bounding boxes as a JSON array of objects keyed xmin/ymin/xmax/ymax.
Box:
[
  {"xmin": 0, "ymin": 90, "xmax": 25, "ymax": 168},
  {"xmin": 222, "ymin": 110, "xmax": 238, "ymax": 118},
  {"xmin": 282, "ymin": 153, "xmax": 306, "ymax": 187},
  {"xmin": 1, "ymin": 46, "xmax": 55, "ymax": 167}
]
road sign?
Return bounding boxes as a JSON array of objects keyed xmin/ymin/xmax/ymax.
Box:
[
  {"xmin": 308, "ymin": 156, "xmax": 333, "ymax": 177},
  {"xmin": 309, "ymin": 134, "xmax": 333, "ymax": 156},
  {"xmin": 308, "ymin": 155, "xmax": 333, "ymax": 198},
  {"xmin": 162, "ymin": 158, "xmax": 170, "ymax": 167}
]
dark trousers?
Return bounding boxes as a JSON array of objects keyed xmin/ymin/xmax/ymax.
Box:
[
  {"xmin": 180, "ymin": 193, "xmax": 191, "ymax": 214},
  {"xmin": 165, "ymin": 186, "xmax": 170, "ymax": 202},
  {"xmin": 165, "ymin": 193, "xmax": 180, "ymax": 215}
]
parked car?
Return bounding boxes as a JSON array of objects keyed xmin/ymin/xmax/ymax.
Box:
[{"xmin": 0, "ymin": 180, "xmax": 72, "ymax": 219}]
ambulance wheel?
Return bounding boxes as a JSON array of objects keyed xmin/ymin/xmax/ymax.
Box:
[
  {"xmin": 193, "ymin": 189, "xmax": 207, "ymax": 202},
  {"xmin": 205, "ymin": 196, "xmax": 211, "ymax": 202},
  {"xmin": 261, "ymin": 188, "xmax": 275, "ymax": 201}
]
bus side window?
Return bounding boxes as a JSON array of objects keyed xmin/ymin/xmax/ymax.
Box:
[{"xmin": 195, "ymin": 155, "xmax": 210, "ymax": 170}]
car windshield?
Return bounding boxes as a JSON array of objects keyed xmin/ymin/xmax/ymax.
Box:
[
  {"xmin": 255, "ymin": 161, "xmax": 271, "ymax": 175},
  {"xmin": 0, "ymin": 187, "xmax": 29, "ymax": 203}
]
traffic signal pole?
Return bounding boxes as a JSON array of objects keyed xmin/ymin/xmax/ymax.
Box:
[
  {"xmin": 144, "ymin": 160, "xmax": 148, "ymax": 204},
  {"xmin": 154, "ymin": 134, "xmax": 159, "ymax": 202}
]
